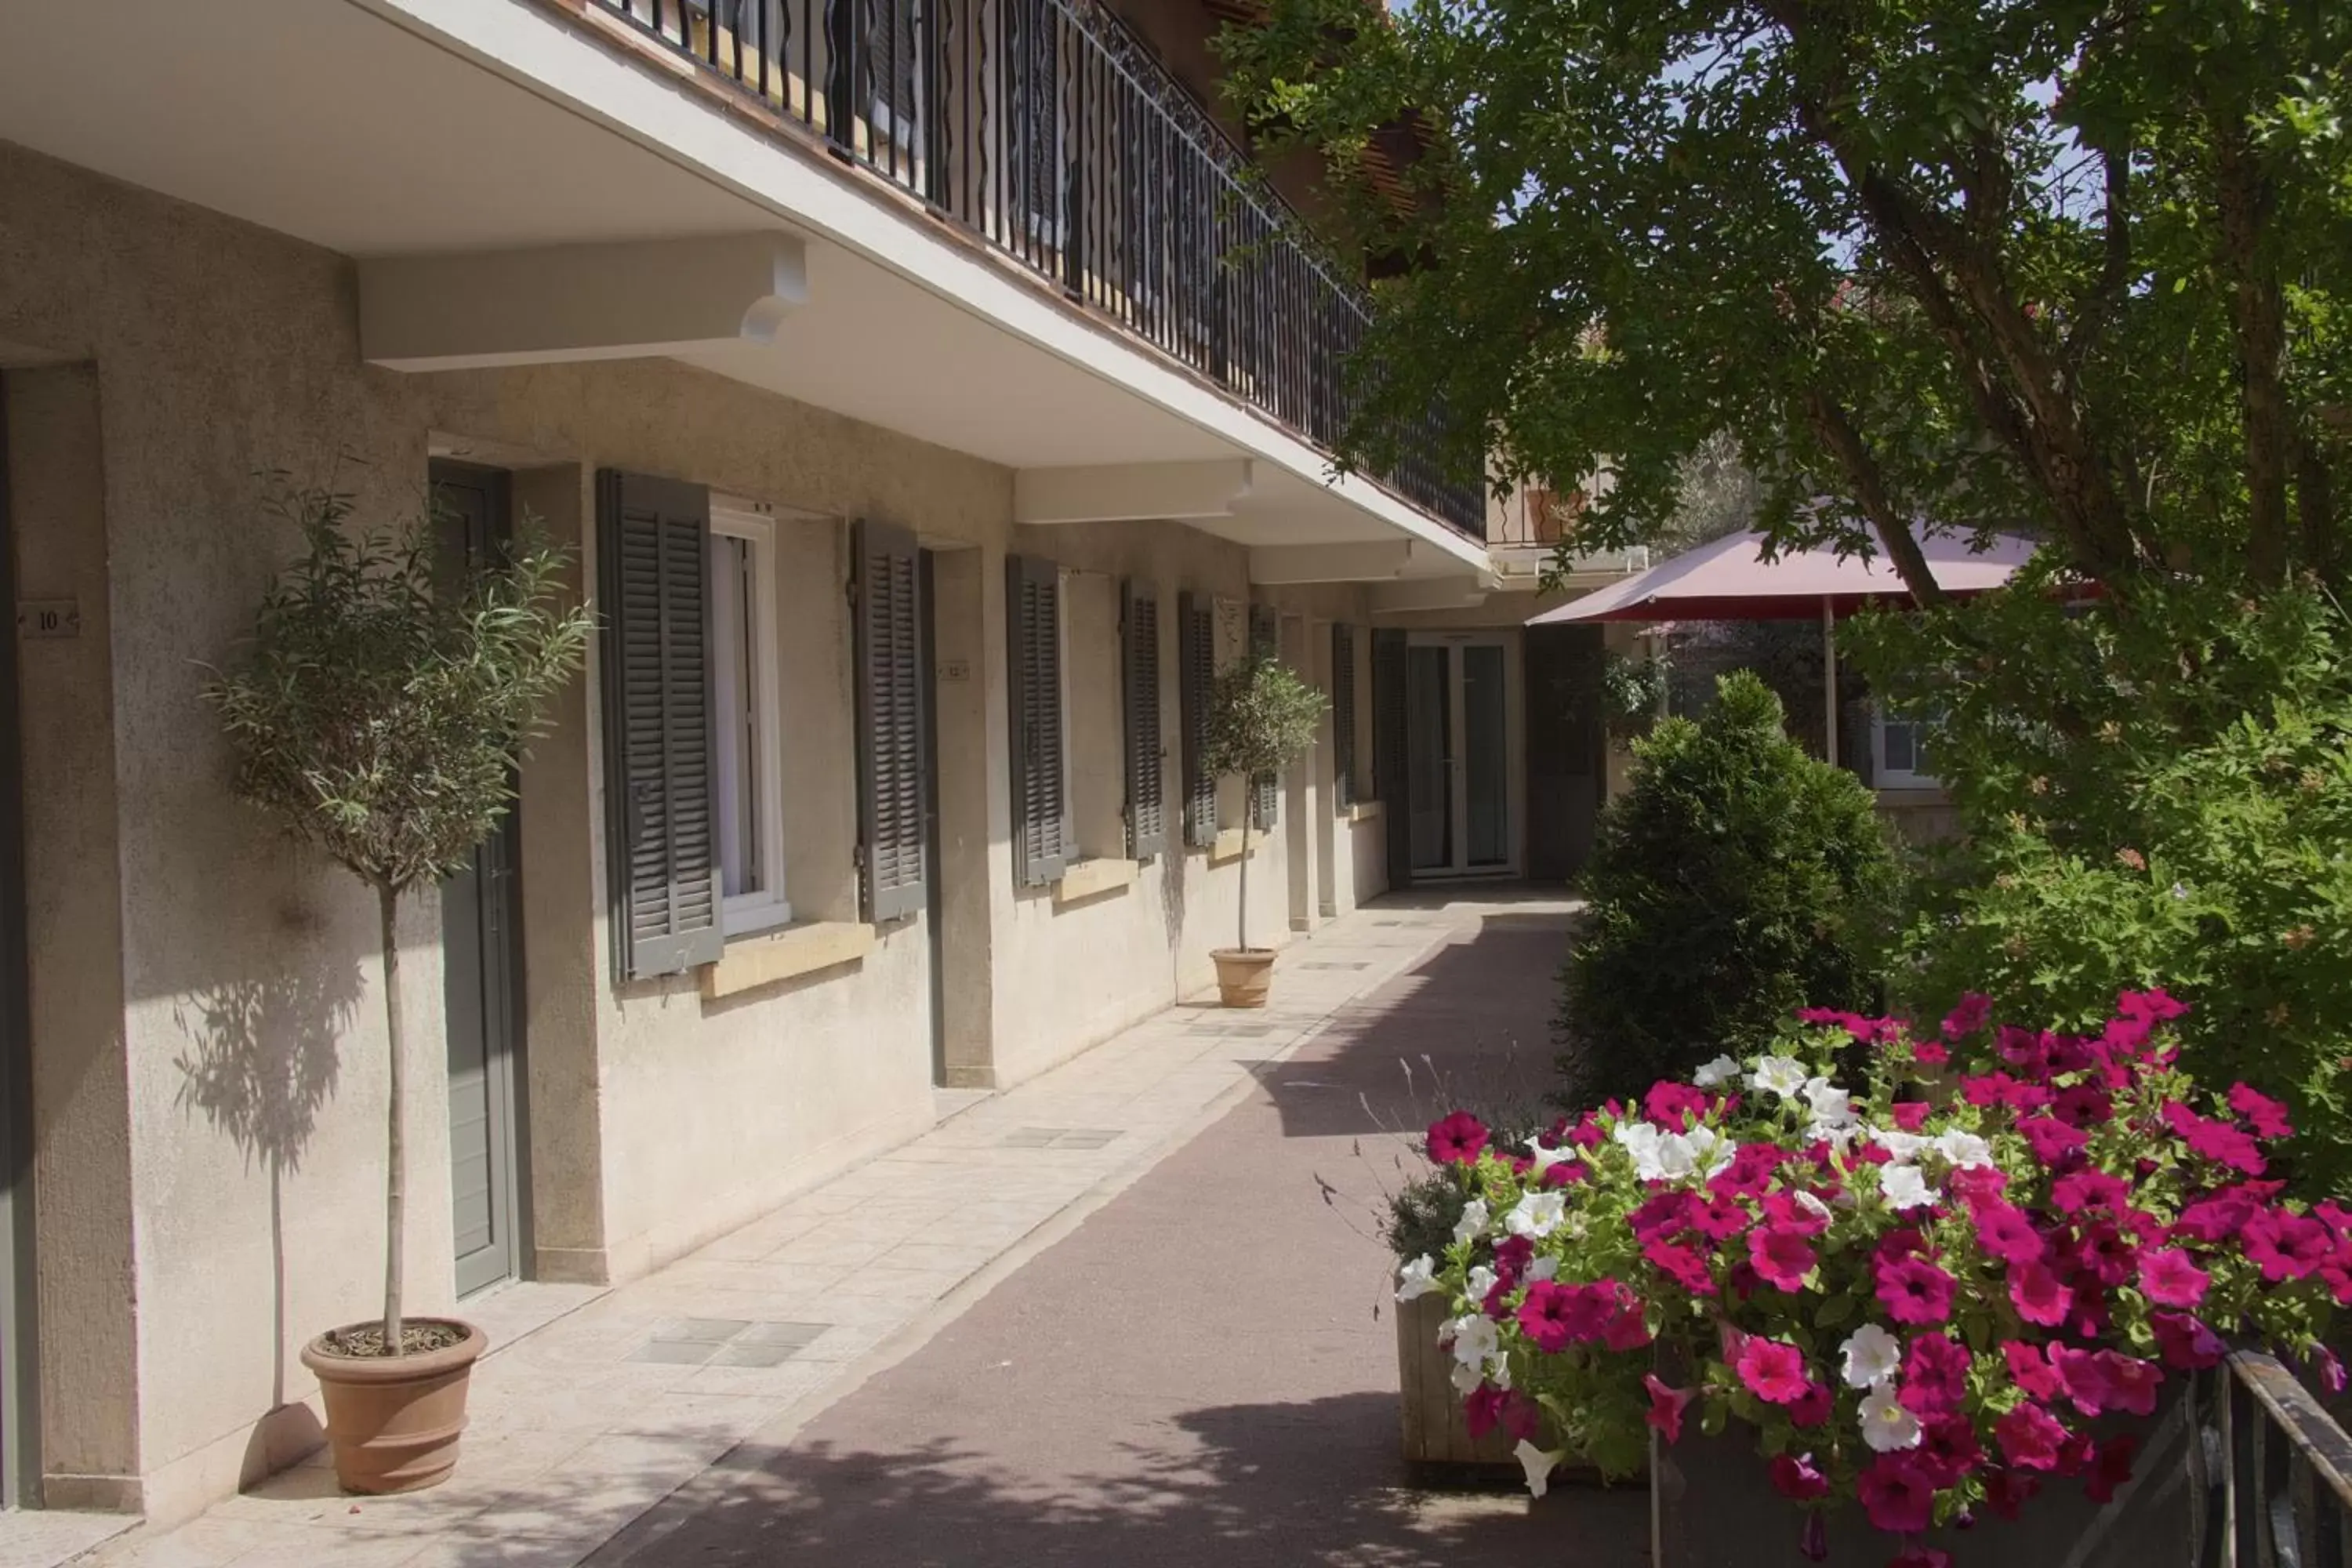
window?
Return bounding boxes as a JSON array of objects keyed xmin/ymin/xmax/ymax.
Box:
[
  {"xmin": 1007, "ymin": 554, "xmax": 1071, "ymax": 884},
  {"xmin": 1873, "ymin": 708, "xmax": 1941, "ymax": 789},
  {"xmin": 710, "ymin": 499, "xmax": 790, "ymax": 935}
]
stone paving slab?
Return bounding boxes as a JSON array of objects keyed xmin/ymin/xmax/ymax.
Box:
[{"xmin": 81, "ymin": 901, "xmax": 1493, "ymax": 1568}]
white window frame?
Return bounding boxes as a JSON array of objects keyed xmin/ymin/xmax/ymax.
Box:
[
  {"xmin": 1872, "ymin": 706, "xmax": 1940, "ymax": 790},
  {"xmin": 710, "ymin": 499, "xmax": 791, "ymax": 935}
]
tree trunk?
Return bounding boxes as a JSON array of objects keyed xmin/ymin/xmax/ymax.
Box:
[
  {"xmin": 1237, "ymin": 811, "xmax": 1252, "ymax": 952},
  {"xmin": 377, "ymin": 880, "xmax": 406, "ymax": 1353}
]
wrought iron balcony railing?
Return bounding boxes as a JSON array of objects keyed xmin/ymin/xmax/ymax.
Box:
[{"xmin": 590, "ymin": 0, "xmax": 1486, "ymax": 539}]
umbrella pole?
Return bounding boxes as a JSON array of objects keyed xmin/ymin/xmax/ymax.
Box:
[{"xmin": 1821, "ymin": 595, "xmax": 1838, "ymax": 766}]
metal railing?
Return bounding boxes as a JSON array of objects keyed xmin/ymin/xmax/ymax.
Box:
[
  {"xmin": 2196, "ymin": 1351, "xmax": 2352, "ymax": 1566},
  {"xmin": 590, "ymin": 0, "xmax": 1486, "ymax": 539}
]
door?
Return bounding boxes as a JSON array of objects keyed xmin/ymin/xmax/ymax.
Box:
[
  {"xmin": 430, "ymin": 462, "xmax": 528, "ymax": 1298},
  {"xmin": 0, "ymin": 379, "xmax": 36, "ymax": 1504},
  {"xmin": 1406, "ymin": 635, "xmax": 1515, "ymax": 879},
  {"xmin": 1523, "ymin": 623, "xmax": 1607, "ymax": 882}
]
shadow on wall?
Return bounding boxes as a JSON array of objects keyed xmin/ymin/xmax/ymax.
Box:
[
  {"xmin": 1158, "ymin": 843, "xmax": 1189, "ymax": 993},
  {"xmin": 416, "ymin": 1391, "xmax": 1645, "ymax": 1568},
  {"xmin": 170, "ymin": 925, "xmax": 363, "ymax": 1407}
]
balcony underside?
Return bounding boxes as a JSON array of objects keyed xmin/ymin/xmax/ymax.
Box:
[{"xmin": 0, "ymin": 0, "xmax": 1489, "ymax": 572}]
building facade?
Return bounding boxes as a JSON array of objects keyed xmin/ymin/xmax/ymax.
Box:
[{"xmin": 0, "ymin": 0, "xmax": 1640, "ymax": 1524}]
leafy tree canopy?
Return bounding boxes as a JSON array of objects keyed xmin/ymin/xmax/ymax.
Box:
[{"xmin": 1223, "ymin": 0, "xmax": 2352, "ymax": 597}]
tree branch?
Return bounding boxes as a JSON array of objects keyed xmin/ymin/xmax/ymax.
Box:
[
  {"xmin": 2064, "ymin": 143, "xmax": 2134, "ymax": 369},
  {"xmin": 2213, "ymin": 118, "xmax": 2292, "ymax": 584},
  {"xmin": 1804, "ymin": 389, "xmax": 1947, "ymax": 608}
]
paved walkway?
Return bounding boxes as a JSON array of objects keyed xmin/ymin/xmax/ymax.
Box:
[{"xmin": 82, "ymin": 891, "xmax": 1646, "ymax": 1568}]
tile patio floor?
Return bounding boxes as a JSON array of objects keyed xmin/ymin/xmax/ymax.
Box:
[{"xmin": 72, "ymin": 890, "xmax": 1645, "ymax": 1568}]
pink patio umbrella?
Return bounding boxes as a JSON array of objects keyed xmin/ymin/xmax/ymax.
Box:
[{"xmin": 1528, "ymin": 530, "xmax": 2038, "ymax": 759}]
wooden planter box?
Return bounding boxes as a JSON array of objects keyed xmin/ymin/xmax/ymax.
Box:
[
  {"xmin": 1651, "ymin": 1390, "xmax": 2190, "ymax": 1566},
  {"xmin": 1396, "ymin": 1287, "xmax": 1522, "ymax": 1478}
]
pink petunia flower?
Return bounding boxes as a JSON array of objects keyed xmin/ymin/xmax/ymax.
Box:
[
  {"xmin": 1857, "ymin": 1453, "xmax": 1936, "ymax": 1534},
  {"xmin": 2151, "ymin": 1312, "xmax": 2227, "ymax": 1370},
  {"xmin": 1788, "ymin": 1381, "xmax": 1834, "ymax": 1428},
  {"xmin": 2017, "ymin": 1115, "xmax": 2089, "ymax": 1166},
  {"xmin": 1629, "ymin": 1191, "xmax": 1700, "ymax": 1241},
  {"xmin": 1762, "ymin": 1189, "xmax": 1832, "ymax": 1237},
  {"xmin": 2174, "ymin": 1183, "xmax": 2270, "ymax": 1242},
  {"xmin": 1769, "ymin": 1451, "xmax": 1829, "ymax": 1501},
  {"xmin": 2096, "ymin": 1352, "xmax": 2163, "ymax": 1417},
  {"xmin": 1645, "ymin": 1238, "xmax": 1717, "ymax": 1295},
  {"xmin": 2076, "ymin": 1220, "xmax": 2139, "ymax": 1286},
  {"xmin": 1748, "ymin": 1225, "xmax": 1818, "ymax": 1293},
  {"xmin": 1644, "ymin": 1080, "xmax": 1709, "ymax": 1131},
  {"xmin": 1944, "ymin": 992, "xmax": 1993, "ymax": 1040},
  {"xmin": 1994, "ymin": 1400, "xmax": 2072, "ymax": 1472},
  {"xmin": 2316, "ymin": 1347, "xmax": 2347, "ymax": 1396},
  {"xmin": 1426, "ymin": 1112, "xmax": 1488, "ymax": 1166},
  {"xmin": 2228, "ymin": 1083, "xmax": 2294, "ymax": 1140},
  {"xmin": 2052, "ymin": 1083, "xmax": 2114, "ymax": 1129},
  {"xmin": 1875, "ymin": 1254, "xmax": 1958, "ymax": 1326},
  {"xmin": 1890, "ymin": 1100, "xmax": 1933, "ymax": 1131},
  {"xmin": 2138, "ymin": 1247, "xmax": 2210, "ymax": 1308},
  {"xmin": 1981, "ymin": 1466, "xmax": 2041, "ymax": 1520},
  {"xmin": 1516, "ymin": 1282, "xmax": 1580, "ymax": 1352},
  {"xmin": 1911, "ymin": 1038, "xmax": 1951, "ymax": 1068},
  {"xmin": 2003, "ymin": 1341, "xmax": 2063, "ymax": 1402},
  {"xmin": 2046, "ymin": 1345, "xmax": 2111, "ymax": 1418},
  {"xmin": 2008, "ymin": 1258, "xmax": 2070, "ymax": 1327},
  {"xmin": 2245, "ymin": 1209, "xmax": 2333, "ymax": 1281},
  {"xmin": 1969, "ymin": 1197, "xmax": 2045, "ymax": 1265},
  {"xmin": 1462, "ymin": 1384, "xmax": 1507, "ymax": 1439},
  {"xmin": 1737, "ymin": 1338, "xmax": 1814, "ymax": 1405},
  {"xmin": 2051, "ymin": 1171, "xmax": 2129, "ymax": 1214},
  {"xmin": 1642, "ymin": 1374, "xmax": 1697, "ymax": 1443},
  {"xmin": 1915, "ymin": 1416, "xmax": 1984, "ymax": 1486},
  {"xmin": 1997, "ymin": 1025, "xmax": 2054, "ymax": 1075},
  {"xmin": 1600, "ymin": 1284, "xmax": 1653, "ymax": 1351},
  {"xmin": 1900, "ymin": 1333, "xmax": 1970, "ymax": 1418},
  {"xmin": 2085, "ymin": 1434, "xmax": 2140, "ymax": 1504},
  {"xmin": 1692, "ymin": 1195, "xmax": 1755, "ymax": 1241}
]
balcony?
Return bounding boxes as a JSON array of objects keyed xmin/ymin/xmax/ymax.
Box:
[{"xmin": 583, "ymin": 0, "xmax": 1485, "ymax": 539}]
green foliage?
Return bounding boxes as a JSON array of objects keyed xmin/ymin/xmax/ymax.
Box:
[
  {"xmin": 1201, "ymin": 653, "xmax": 1328, "ymax": 782},
  {"xmin": 1385, "ymin": 1168, "xmax": 1470, "ymax": 1264},
  {"xmin": 1598, "ymin": 650, "xmax": 1668, "ymax": 742},
  {"xmin": 1849, "ymin": 579, "xmax": 2352, "ymax": 1189},
  {"xmin": 205, "ymin": 482, "xmax": 595, "ymax": 894},
  {"xmin": 1221, "ymin": 0, "xmax": 2350, "ymax": 598},
  {"xmin": 1559, "ymin": 673, "xmax": 1898, "ymax": 1102}
]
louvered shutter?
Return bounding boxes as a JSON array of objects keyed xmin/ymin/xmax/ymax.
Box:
[
  {"xmin": 855, "ymin": 520, "xmax": 927, "ymax": 921},
  {"xmin": 1249, "ymin": 604, "xmax": 1279, "ymax": 830},
  {"xmin": 1006, "ymin": 554, "xmax": 1070, "ymax": 885},
  {"xmin": 1371, "ymin": 627, "xmax": 1412, "ymax": 888},
  {"xmin": 1178, "ymin": 591, "xmax": 1218, "ymax": 848},
  {"xmin": 597, "ymin": 470, "xmax": 724, "ymax": 981},
  {"xmin": 1122, "ymin": 579, "xmax": 1167, "ymax": 859},
  {"xmin": 1330, "ymin": 623, "xmax": 1358, "ymax": 808}
]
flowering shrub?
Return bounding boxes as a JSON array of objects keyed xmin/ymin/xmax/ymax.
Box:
[{"xmin": 1397, "ymin": 989, "xmax": 2345, "ymax": 1564}]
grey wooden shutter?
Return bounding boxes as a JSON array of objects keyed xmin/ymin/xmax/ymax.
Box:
[
  {"xmin": 1249, "ymin": 604, "xmax": 1279, "ymax": 830},
  {"xmin": 1123, "ymin": 579, "xmax": 1167, "ymax": 859},
  {"xmin": 1178, "ymin": 591, "xmax": 1218, "ymax": 848},
  {"xmin": 1331, "ymin": 622, "xmax": 1358, "ymax": 808},
  {"xmin": 1006, "ymin": 554, "xmax": 1069, "ymax": 885},
  {"xmin": 855, "ymin": 520, "xmax": 927, "ymax": 922},
  {"xmin": 1372, "ymin": 626, "xmax": 1412, "ymax": 889},
  {"xmin": 597, "ymin": 469, "xmax": 724, "ymax": 981}
]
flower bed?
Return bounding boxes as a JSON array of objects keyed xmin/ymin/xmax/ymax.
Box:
[{"xmin": 1396, "ymin": 991, "xmax": 2348, "ymax": 1565}]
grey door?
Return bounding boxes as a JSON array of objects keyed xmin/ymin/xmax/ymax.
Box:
[
  {"xmin": 1406, "ymin": 645, "xmax": 1452, "ymax": 872},
  {"xmin": 431, "ymin": 463, "xmax": 528, "ymax": 1298}
]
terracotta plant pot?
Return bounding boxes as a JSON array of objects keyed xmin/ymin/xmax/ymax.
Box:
[
  {"xmin": 300, "ymin": 1319, "xmax": 485, "ymax": 1494},
  {"xmin": 1211, "ymin": 947, "xmax": 1276, "ymax": 1007}
]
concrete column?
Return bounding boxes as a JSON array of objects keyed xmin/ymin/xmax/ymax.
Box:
[
  {"xmin": 1280, "ymin": 613, "xmax": 1319, "ymax": 934},
  {"xmin": 932, "ymin": 546, "xmax": 997, "ymax": 1089}
]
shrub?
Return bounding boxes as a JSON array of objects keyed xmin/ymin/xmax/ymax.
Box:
[
  {"xmin": 1558, "ymin": 670, "xmax": 1899, "ymax": 1102},
  {"xmin": 1849, "ymin": 575, "xmax": 2352, "ymax": 1193}
]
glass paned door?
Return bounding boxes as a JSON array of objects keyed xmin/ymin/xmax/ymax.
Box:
[{"xmin": 1406, "ymin": 636, "xmax": 1514, "ymax": 878}]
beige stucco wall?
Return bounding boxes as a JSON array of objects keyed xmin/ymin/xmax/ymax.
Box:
[{"xmin": 0, "ymin": 136, "xmax": 1402, "ymax": 1514}]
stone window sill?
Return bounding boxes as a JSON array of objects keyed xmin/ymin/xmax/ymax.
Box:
[
  {"xmin": 1053, "ymin": 857, "xmax": 1137, "ymax": 905},
  {"xmin": 1341, "ymin": 800, "xmax": 1384, "ymax": 824},
  {"xmin": 700, "ymin": 920, "xmax": 876, "ymax": 1000},
  {"xmin": 1207, "ymin": 828, "xmax": 1265, "ymax": 865}
]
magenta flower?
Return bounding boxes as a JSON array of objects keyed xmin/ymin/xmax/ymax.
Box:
[
  {"xmin": 1712, "ymin": 1142, "xmax": 1784, "ymax": 1199},
  {"xmin": 2245, "ymin": 1209, "xmax": 2333, "ymax": 1281},
  {"xmin": 2017, "ymin": 1115, "xmax": 2089, "ymax": 1165},
  {"xmin": 1426, "ymin": 1112, "xmax": 1488, "ymax": 1167},
  {"xmin": 1875, "ymin": 1254, "xmax": 1957, "ymax": 1325},
  {"xmin": 1982, "ymin": 1466, "xmax": 2040, "ymax": 1520},
  {"xmin": 1947, "ymin": 1163, "xmax": 2011, "ymax": 1207},
  {"xmin": 1462, "ymin": 1384, "xmax": 1507, "ymax": 1439},
  {"xmin": 1857, "ymin": 1453, "xmax": 1936, "ymax": 1533},
  {"xmin": 1788, "ymin": 1380, "xmax": 1834, "ymax": 1428},
  {"xmin": 1762, "ymin": 1189, "xmax": 1832, "ymax": 1237},
  {"xmin": 2003, "ymin": 1341, "xmax": 2063, "ymax": 1402},
  {"xmin": 2165, "ymin": 1100, "xmax": 2267, "ymax": 1173},
  {"xmin": 1629, "ymin": 1191, "xmax": 1700, "ymax": 1241},
  {"xmin": 1737, "ymin": 1337, "xmax": 1813, "ymax": 1405},
  {"xmin": 1600, "ymin": 1288, "xmax": 1653, "ymax": 1351},
  {"xmin": 1997, "ymin": 1025, "xmax": 2054, "ymax": 1074},
  {"xmin": 2096, "ymin": 1352, "xmax": 2162, "ymax": 1417},
  {"xmin": 2051, "ymin": 1170, "xmax": 2129, "ymax": 1214},
  {"xmin": 1916, "ymin": 1415, "xmax": 1984, "ymax": 1486},
  {"xmin": 2118, "ymin": 987, "xmax": 2188, "ymax": 1022},
  {"xmin": 2008, "ymin": 1258, "xmax": 2070, "ymax": 1327},
  {"xmin": 1899, "ymin": 1333, "xmax": 1969, "ymax": 1418},
  {"xmin": 2076, "ymin": 1220, "xmax": 2138, "ymax": 1286},
  {"xmin": 2174, "ymin": 1183, "xmax": 2271, "ymax": 1241},
  {"xmin": 2085, "ymin": 1434, "xmax": 2140, "ymax": 1504},
  {"xmin": 1644, "ymin": 1080, "xmax": 1710, "ymax": 1130},
  {"xmin": 1944, "ymin": 991, "xmax": 1993, "ymax": 1040},
  {"xmin": 1889, "ymin": 1100, "xmax": 1932, "ymax": 1131},
  {"xmin": 2151, "ymin": 1312, "xmax": 2227, "ymax": 1370},
  {"xmin": 1769, "ymin": 1451, "xmax": 1830, "ymax": 1501},
  {"xmin": 1692, "ymin": 1195, "xmax": 1755, "ymax": 1241},
  {"xmin": 2139, "ymin": 1247, "xmax": 2210, "ymax": 1308},
  {"xmin": 1516, "ymin": 1282, "xmax": 1579, "ymax": 1352},
  {"xmin": 1644, "ymin": 1238, "xmax": 1717, "ymax": 1295},
  {"xmin": 1994, "ymin": 1400, "xmax": 2072, "ymax": 1472},
  {"xmin": 1969, "ymin": 1197, "xmax": 2045, "ymax": 1265},
  {"xmin": 1748, "ymin": 1225, "xmax": 1818, "ymax": 1293},
  {"xmin": 1642, "ymin": 1374, "xmax": 1697, "ymax": 1443},
  {"xmin": 2052, "ymin": 1083, "xmax": 2113, "ymax": 1128},
  {"xmin": 2317, "ymin": 1348, "xmax": 2347, "ymax": 1396},
  {"xmin": 1890, "ymin": 1550, "xmax": 1953, "ymax": 1568},
  {"xmin": 1911, "ymin": 1038, "xmax": 1950, "ymax": 1068}
]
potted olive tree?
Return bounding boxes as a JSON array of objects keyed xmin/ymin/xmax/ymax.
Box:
[
  {"xmin": 1200, "ymin": 649, "xmax": 1327, "ymax": 1007},
  {"xmin": 205, "ymin": 481, "xmax": 592, "ymax": 1493}
]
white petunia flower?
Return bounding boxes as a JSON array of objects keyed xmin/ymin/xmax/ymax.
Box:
[
  {"xmin": 1683, "ymin": 1124, "xmax": 1736, "ymax": 1180},
  {"xmin": 1652, "ymin": 1131, "xmax": 1699, "ymax": 1181},
  {"xmin": 1839, "ymin": 1323, "xmax": 1903, "ymax": 1389},
  {"xmin": 1693, "ymin": 1054, "xmax": 1740, "ymax": 1088},
  {"xmin": 1450, "ymin": 1360, "xmax": 1485, "ymax": 1395},
  {"xmin": 1751, "ymin": 1056, "xmax": 1810, "ymax": 1099},
  {"xmin": 1804, "ymin": 1077, "xmax": 1858, "ymax": 1132},
  {"xmin": 1871, "ymin": 1127, "xmax": 1929, "ymax": 1162},
  {"xmin": 1452, "ymin": 1197, "xmax": 1490, "ymax": 1246},
  {"xmin": 1880, "ymin": 1163, "xmax": 1941, "ymax": 1211},
  {"xmin": 1615, "ymin": 1122, "xmax": 1669, "ymax": 1181},
  {"xmin": 1515, "ymin": 1439, "xmax": 1568, "ymax": 1500},
  {"xmin": 1465, "ymin": 1265, "xmax": 1497, "ymax": 1305},
  {"xmin": 1859, "ymin": 1385, "xmax": 1923, "ymax": 1451},
  {"xmin": 1795, "ymin": 1189, "xmax": 1835, "ymax": 1224},
  {"xmin": 1526, "ymin": 1140, "xmax": 1578, "ymax": 1180},
  {"xmin": 1396, "ymin": 1255, "xmax": 1441, "ymax": 1301},
  {"xmin": 1506, "ymin": 1191, "xmax": 1568, "ymax": 1240},
  {"xmin": 1527, "ymin": 1255, "xmax": 1559, "ymax": 1283},
  {"xmin": 1933, "ymin": 1129, "xmax": 1995, "ymax": 1169},
  {"xmin": 1449, "ymin": 1314, "xmax": 1499, "ymax": 1369}
]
